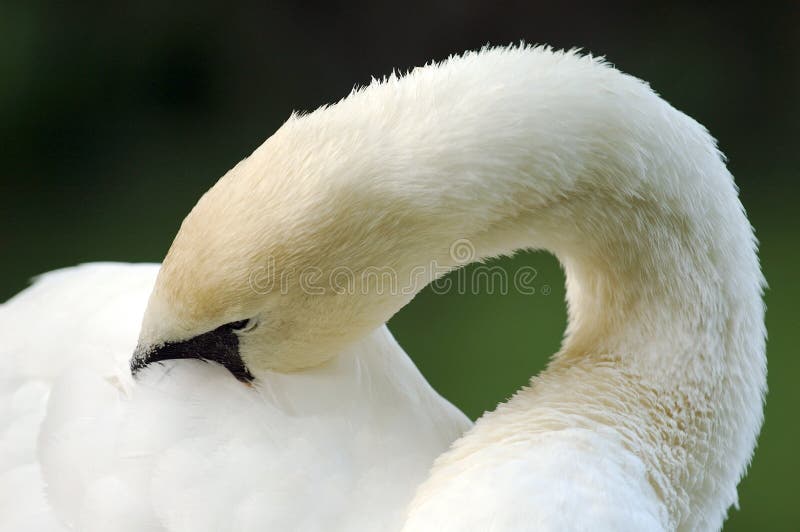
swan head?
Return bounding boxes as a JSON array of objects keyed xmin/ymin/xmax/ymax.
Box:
[{"xmin": 131, "ymin": 121, "xmax": 419, "ymax": 379}]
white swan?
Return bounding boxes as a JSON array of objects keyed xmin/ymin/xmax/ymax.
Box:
[{"xmin": 0, "ymin": 45, "xmax": 764, "ymax": 531}]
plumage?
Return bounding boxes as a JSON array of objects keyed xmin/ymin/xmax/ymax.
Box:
[
  {"xmin": 2, "ymin": 45, "xmax": 765, "ymax": 531},
  {"xmin": 1, "ymin": 264, "xmax": 468, "ymax": 531}
]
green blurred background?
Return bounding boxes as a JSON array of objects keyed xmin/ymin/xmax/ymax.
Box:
[{"xmin": 1, "ymin": 1, "xmax": 797, "ymax": 528}]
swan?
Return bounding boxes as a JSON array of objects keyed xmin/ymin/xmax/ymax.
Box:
[{"xmin": 0, "ymin": 45, "xmax": 765, "ymax": 531}]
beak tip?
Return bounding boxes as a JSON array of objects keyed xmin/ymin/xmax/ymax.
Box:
[{"xmin": 130, "ymin": 344, "xmax": 151, "ymax": 378}]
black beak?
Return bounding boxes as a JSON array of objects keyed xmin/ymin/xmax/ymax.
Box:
[{"xmin": 130, "ymin": 320, "xmax": 254, "ymax": 383}]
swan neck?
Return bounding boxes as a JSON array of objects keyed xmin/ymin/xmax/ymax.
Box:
[
  {"xmin": 301, "ymin": 70, "xmax": 764, "ymax": 368},
  {"xmin": 276, "ymin": 48, "xmax": 763, "ymax": 372},
  {"xmin": 296, "ymin": 49, "xmax": 766, "ymax": 529}
]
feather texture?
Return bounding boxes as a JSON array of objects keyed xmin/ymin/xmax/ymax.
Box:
[{"xmin": 1, "ymin": 264, "xmax": 469, "ymax": 531}]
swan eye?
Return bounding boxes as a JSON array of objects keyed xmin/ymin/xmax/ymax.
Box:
[{"xmin": 229, "ymin": 318, "xmax": 258, "ymax": 333}]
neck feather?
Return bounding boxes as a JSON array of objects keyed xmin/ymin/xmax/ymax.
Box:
[
  {"xmin": 280, "ymin": 47, "xmax": 765, "ymax": 528},
  {"xmin": 281, "ymin": 47, "xmax": 764, "ymax": 371}
]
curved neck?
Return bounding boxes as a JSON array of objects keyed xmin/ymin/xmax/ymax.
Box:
[
  {"xmin": 282, "ymin": 49, "xmax": 764, "ymax": 373},
  {"xmin": 281, "ymin": 48, "xmax": 765, "ymax": 529}
]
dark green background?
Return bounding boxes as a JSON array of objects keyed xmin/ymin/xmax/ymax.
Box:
[{"xmin": 2, "ymin": 1, "xmax": 797, "ymax": 529}]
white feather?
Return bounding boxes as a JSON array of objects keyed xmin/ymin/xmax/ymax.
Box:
[{"xmin": 1, "ymin": 264, "xmax": 469, "ymax": 531}]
